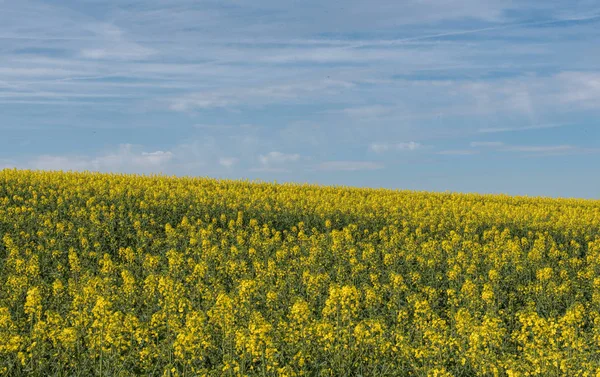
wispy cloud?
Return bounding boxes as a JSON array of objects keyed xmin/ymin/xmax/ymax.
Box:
[
  {"xmin": 27, "ymin": 144, "xmax": 173, "ymax": 172},
  {"xmin": 499, "ymin": 144, "xmax": 600, "ymax": 155},
  {"xmin": 370, "ymin": 141, "xmax": 424, "ymax": 153},
  {"xmin": 79, "ymin": 23, "xmax": 156, "ymax": 61},
  {"xmin": 248, "ymin": 151, "xmax": 302, "ymax": 173},
  {"xmin": 258, "ymin": 151, "xmax": 301, "ymax": 166},
  {"xmin": 556, "ymin": 72, "xmax": 600, "ymax": 108},
  {"xmin": 13, "ymin": 139, "xmax": 248, "ymax": 175},
  {"xmin": 219, "ymin": 157, "xmax": 239, "ymax": 168},
  {"xmin": 316, "ymin": 161, "xmax": 383, "ymax": 171},
  {"xmin": 467, "ymin": 142, "xmax": 600, "ymax": 156},
  {"xmin": 169, "ymin": 79, "xmax": 355, "ymax": 111},
  {"xmin": 478, "ymin": 124, "xmax": 569, "ymax": 133}
]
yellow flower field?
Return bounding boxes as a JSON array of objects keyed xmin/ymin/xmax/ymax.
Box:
[{"xmin": 1, "ymin": 169, "xmax": 600, "ymax": 376}]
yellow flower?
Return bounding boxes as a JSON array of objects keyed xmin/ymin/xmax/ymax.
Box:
[{"xmin": 24, "ymin": 287, "xmax": 42, "ymax": 321}]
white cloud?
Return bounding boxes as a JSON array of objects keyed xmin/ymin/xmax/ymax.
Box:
[
  {"xmin": 139, "ymin": 151, "xmax": 174, "ymax": 165},
  {"xmin": 80, "ymin": 46, "xmax": 154, "ymax": 60},
  {"xmin": 467, "ymin": 143, "xmax": 600, "ymax": 155},
  {"xmin": 317, "ymin": 161, "xmax": 383, "ymax": 171},
  {"xmin": 219, "ymin": 157, "xmax": 238, "ymax": 168},
  {"xmin": 370, "ymin": 141, "xmax": 423, "ymax": 153},
  {"xmin": 258, "ymin": 151, "xmax": 300, "ymax": 166},
  {"xmin": 556, "ymin": 72, "xmax": 600, "ymax": 108},
  {"xmin": 28, "ymin": 144, "xmax": 173, "ymax": 172},
  {"xmin": 80, "ymin": 23, "xmax": 156, "ymax": 61},
  {"xmin": 169, "ymin": 96, "xmax": 236, "ymax": 111},
  {"xmin": 478, "ymin": 123, "xmax": 568, "ymax": 133},
  {"xmin": 369, "ymin": 143, "xmax": 390, "ymax": 153},
  {"xmin": 247, "ymin": 151, "xmax": 302, "ymax": 173},
  {"xmin": 169, "ymin": 79, "xmax": 355, "ymax": 111},
  {"xmin": 497, "ymin": 144, "xmax": 598, "ymax": 155}
]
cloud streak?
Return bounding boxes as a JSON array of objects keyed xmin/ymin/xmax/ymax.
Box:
[
  {"xmin": 258, "ymin": 151, "xmax": 301, "ymax": 166},
  {"xmin": 468, "ymin": 142, "xmax": 600, "ymax": 156},
  {"xmin": 499, "ymin": 144, "xmax": 600, "ymax": 156},
  {"xmin": 219, "ymin": 157, "xmax": 239, "ymax": 168},
  {"xmin": 27, "ymin": 144, "xmax": 173, "ymax": 172},
  {"xmin": 478, "ymin": 124, "xmax": 569, "ymax": 134},
  {"xmin": 316, "ymin": 161, "xmax": 383, "ymax": 171},
  {"xmin": 169, "ymin": 79, "xmax": 355, "ymax": 111},
  {"xmin": 370, "ymin": 142, "xmax": 424, "ymax": 153}
]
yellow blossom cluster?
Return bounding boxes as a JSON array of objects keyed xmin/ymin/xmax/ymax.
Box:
[{"xmin": 1, "ymin": 169, "xmax": 600, "ymax": 376}]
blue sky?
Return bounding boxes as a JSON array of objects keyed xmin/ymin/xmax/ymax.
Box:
[{"xmin": 1, "ymin": 0, "xmax": 599, "ymax": 198}]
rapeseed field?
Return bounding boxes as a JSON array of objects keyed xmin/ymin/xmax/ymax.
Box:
[{"xmin": 1, "ymin": 169, "xmax": 600, "ymax": 376}]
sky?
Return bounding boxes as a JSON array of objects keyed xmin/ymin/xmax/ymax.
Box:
[{"xmin": 1, "ymin": 0, "xmax": 599, "ymax": 198}]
